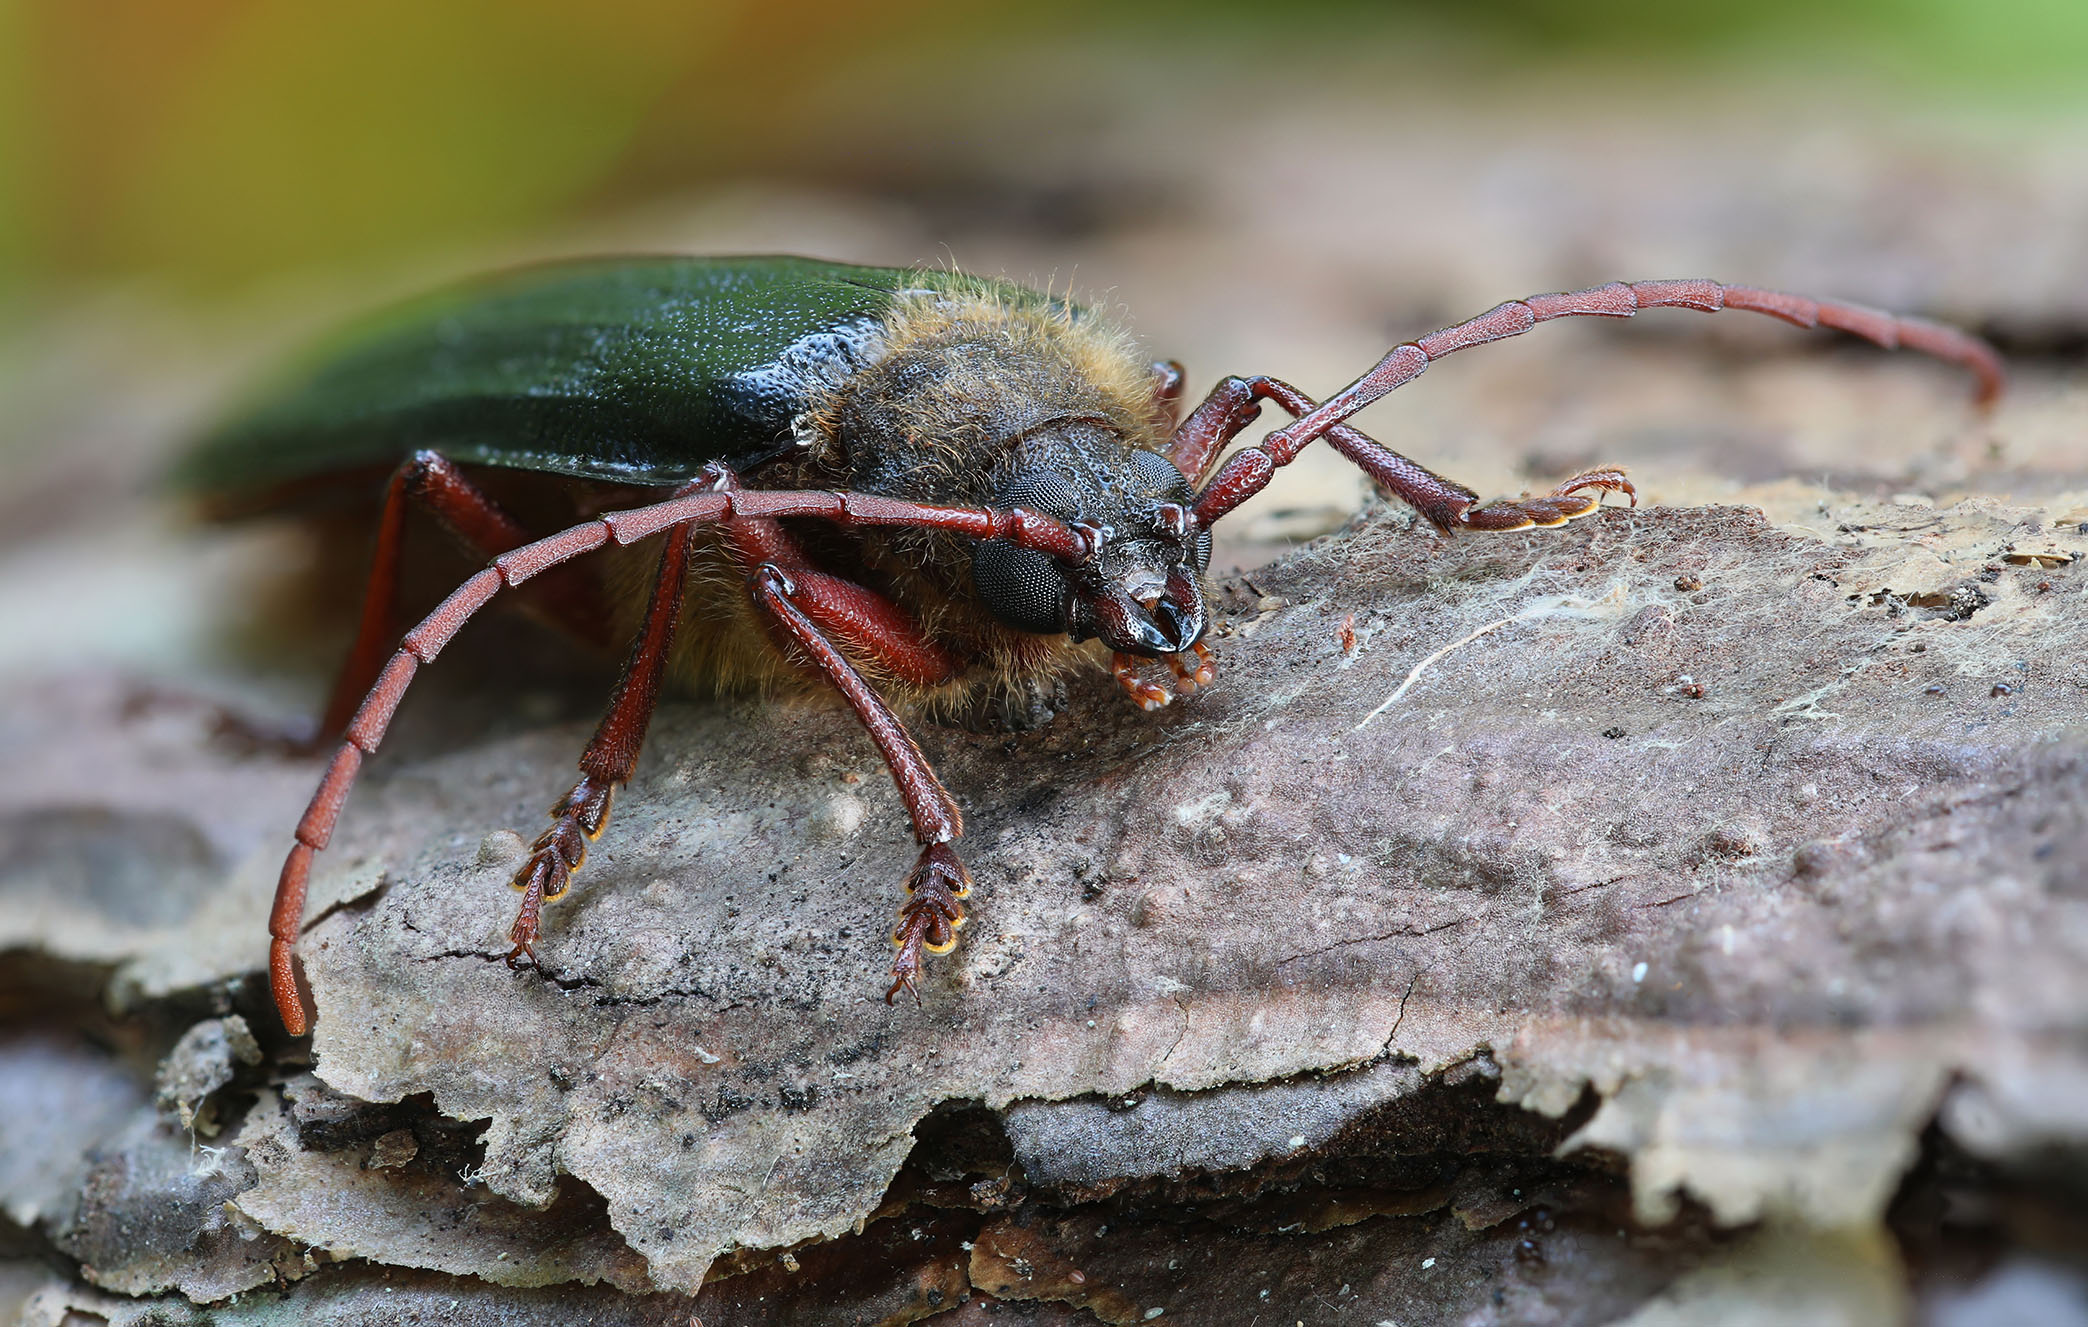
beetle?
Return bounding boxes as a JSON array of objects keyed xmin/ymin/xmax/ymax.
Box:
[{"xmin": 181, "ymin": 256, "xmax": 2002, "ymax": 1035}]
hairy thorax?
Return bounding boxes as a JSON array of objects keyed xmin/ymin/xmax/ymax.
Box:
[{"xmin": 656, "ymin": 285, "xmax": 1173, "ymax": 721}]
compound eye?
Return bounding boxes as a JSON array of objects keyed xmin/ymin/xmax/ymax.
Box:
[
  {"xmin": 1001, "ymin": 468, "xmax": 1083, "ymax": 521},
  {"xmin": 973, "ymin": 540, "xmax": 1071, "ymax": 635},
  {"xmin": 1191, "ymin": 527, "xmax": 1213, "ymax": 572},
  {"xmin": 1129, "ymin": 449, "xmax": 1193, "ymax": 503}
]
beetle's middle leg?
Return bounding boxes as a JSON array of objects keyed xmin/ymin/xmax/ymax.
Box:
[{"xmin": 504, "ymin": 512, "xmax": 697, "ymax": 968}]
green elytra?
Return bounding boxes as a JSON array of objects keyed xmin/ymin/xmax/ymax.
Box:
[{"xmin": 177, "ymin": 257, "xmax": 1063, "ymax": 501}]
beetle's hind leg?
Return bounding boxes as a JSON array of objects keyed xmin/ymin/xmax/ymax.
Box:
[
  {"xmin": 503, "ymin": 510, "xmax": 697, "ymax": 968},
  {"xmin": 323, "ymin": 450, "xmax": 615, "ymax": 739}
]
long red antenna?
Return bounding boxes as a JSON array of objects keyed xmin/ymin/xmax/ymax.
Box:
[{"xmin": 1193, "ymin": 280, "xmax": 2003, "ymax": 528}]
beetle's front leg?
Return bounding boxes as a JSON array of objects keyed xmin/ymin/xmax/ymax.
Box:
[
  {"xmin": 1175, "ymin": 374, "xmax": 1633, "ymax": 532},
  {"xmin": 743, "ymin": 565, "xmax": 973, "ymax": 1002},
  {"xmin": 1181, "ymin": 279, "xmax": 2004, "ymax": 532},
  {"xmin": 696, "ymin": 479, "xmax": 973, "ymax": 999}
]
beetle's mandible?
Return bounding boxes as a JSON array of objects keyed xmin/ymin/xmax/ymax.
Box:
[{"xmin": 180, "ymin": 257, "xmax": 2003, "ymax": 1035}]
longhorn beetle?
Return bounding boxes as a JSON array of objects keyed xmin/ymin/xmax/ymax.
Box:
[{"xmin": 181, "ymin": 257, "xmax": 2003, "ymax": 1035}]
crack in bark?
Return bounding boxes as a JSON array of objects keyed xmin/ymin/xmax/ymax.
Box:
[
  {"xmin": 1155, "ymin": 997, "xmax": 1190, "ymax": 1071},
  {"xmin": 1273, "ymin": 913, "xmax": 1475, "ymax": 968},
  {"xmin": 405, "ymin": 944, "xmax": 737, "ymax": 1006},
  {"xmin": 1553, "ymin": 874, "xmax": 1627, "ymax": 899},
  {"xmin": 1382, "ymin": 969, "xmax": 1421, "ymax": 1053},
  {"xmin": 1636, "ymin": 890, "xmax": 1705, "ymax": 910}
]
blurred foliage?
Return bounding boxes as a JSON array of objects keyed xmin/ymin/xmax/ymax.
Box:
[
  {"xmin": 1, "ymin": 0, "xmax": 931, "ymax": 298},
  {"xmin": 1372, "ymin": 0, "xmax": 2088, "ymax": 83},
  {"xmin": 0, "ymin": 0, "xmax": 2083, "ymax": 305}
]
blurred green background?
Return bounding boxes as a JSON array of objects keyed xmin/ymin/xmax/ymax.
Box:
[
  {"xmin": 2, "ymin": 0, "xmax": 2085, "ymax": 572},
  {"xmin": 4, "ymin": 0, "xmax": 2086, "ymax": 306}
]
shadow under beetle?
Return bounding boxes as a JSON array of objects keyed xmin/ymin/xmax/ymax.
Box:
[{"xmin": 180, "ymin": 257, "xmax": 2003, "ymax": 1034}]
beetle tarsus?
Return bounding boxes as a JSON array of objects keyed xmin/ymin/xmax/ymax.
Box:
[
  {"xmin": 1113, "ymin": 653, "xmax": 1175, "ymax": 709},
  {"xmin": 887, "ymin": 842, "xmax": 971, "ymax": 1003},
  {"xmin": 504, "ymin": 936, "xmax": 541, "ymax": 972},
  {"xmin": 1554, "ymin": 467, "xmax": 1637, "ymax": 507},
  {"xmin": 503, "ymin": 773, "xmax": 614, "ymax": 970},
  {"xmin": 506, "ymin": 859, "xmax": 547, "ymax": 970},
  {"xmin": 1167, "ymin": 641, "xmax": 1216, "ymax": 693},
  {"xmin": 1457, "ymin": 468, "xmax": 1638, "ymax": 532},
  {"xmin": 514, "ymin": 778, "xmax": 613, "ymax": 891}
]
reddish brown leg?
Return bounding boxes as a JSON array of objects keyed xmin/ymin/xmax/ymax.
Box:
[
  {"xmin": 268, "ymin": 480, "xmax": 1086, "ymax": 1034},
  {"xmin": 707, "ymin": 468, "xmax": 963, "ymax": 690},
  {"xmin": 321, "ymin": 450, "xmax": 612, "ymax": 736},
  {"xmin": 748, "ymin": 564, "xmax": 968, "ymax": 1002},
  {"xmin": 1181, "ymin": 375, "xmax": 1633, "ymax": 533},
  {"xmin": 1187, "ymin": 279, "xmax": 2004, "ymax": 528},
  {"xmin": 1149, "ymin": 359, "xmax": 1187, "ymax": 430},
  {"xmin": 1165, "ymin": 371, "xmax": 1264, "ymax": 487},
  {"xmin": 505, "ymin": 505, "xmax": 700, "ymax": 969},
  {"xmin": 704, "ymin": 482, "xmax": 968, "ymax": 999}
]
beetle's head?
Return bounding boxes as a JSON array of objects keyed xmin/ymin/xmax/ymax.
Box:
[{"xmin": 971, "ymin": 426, "xmax": 1210, "ymax": 656}]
